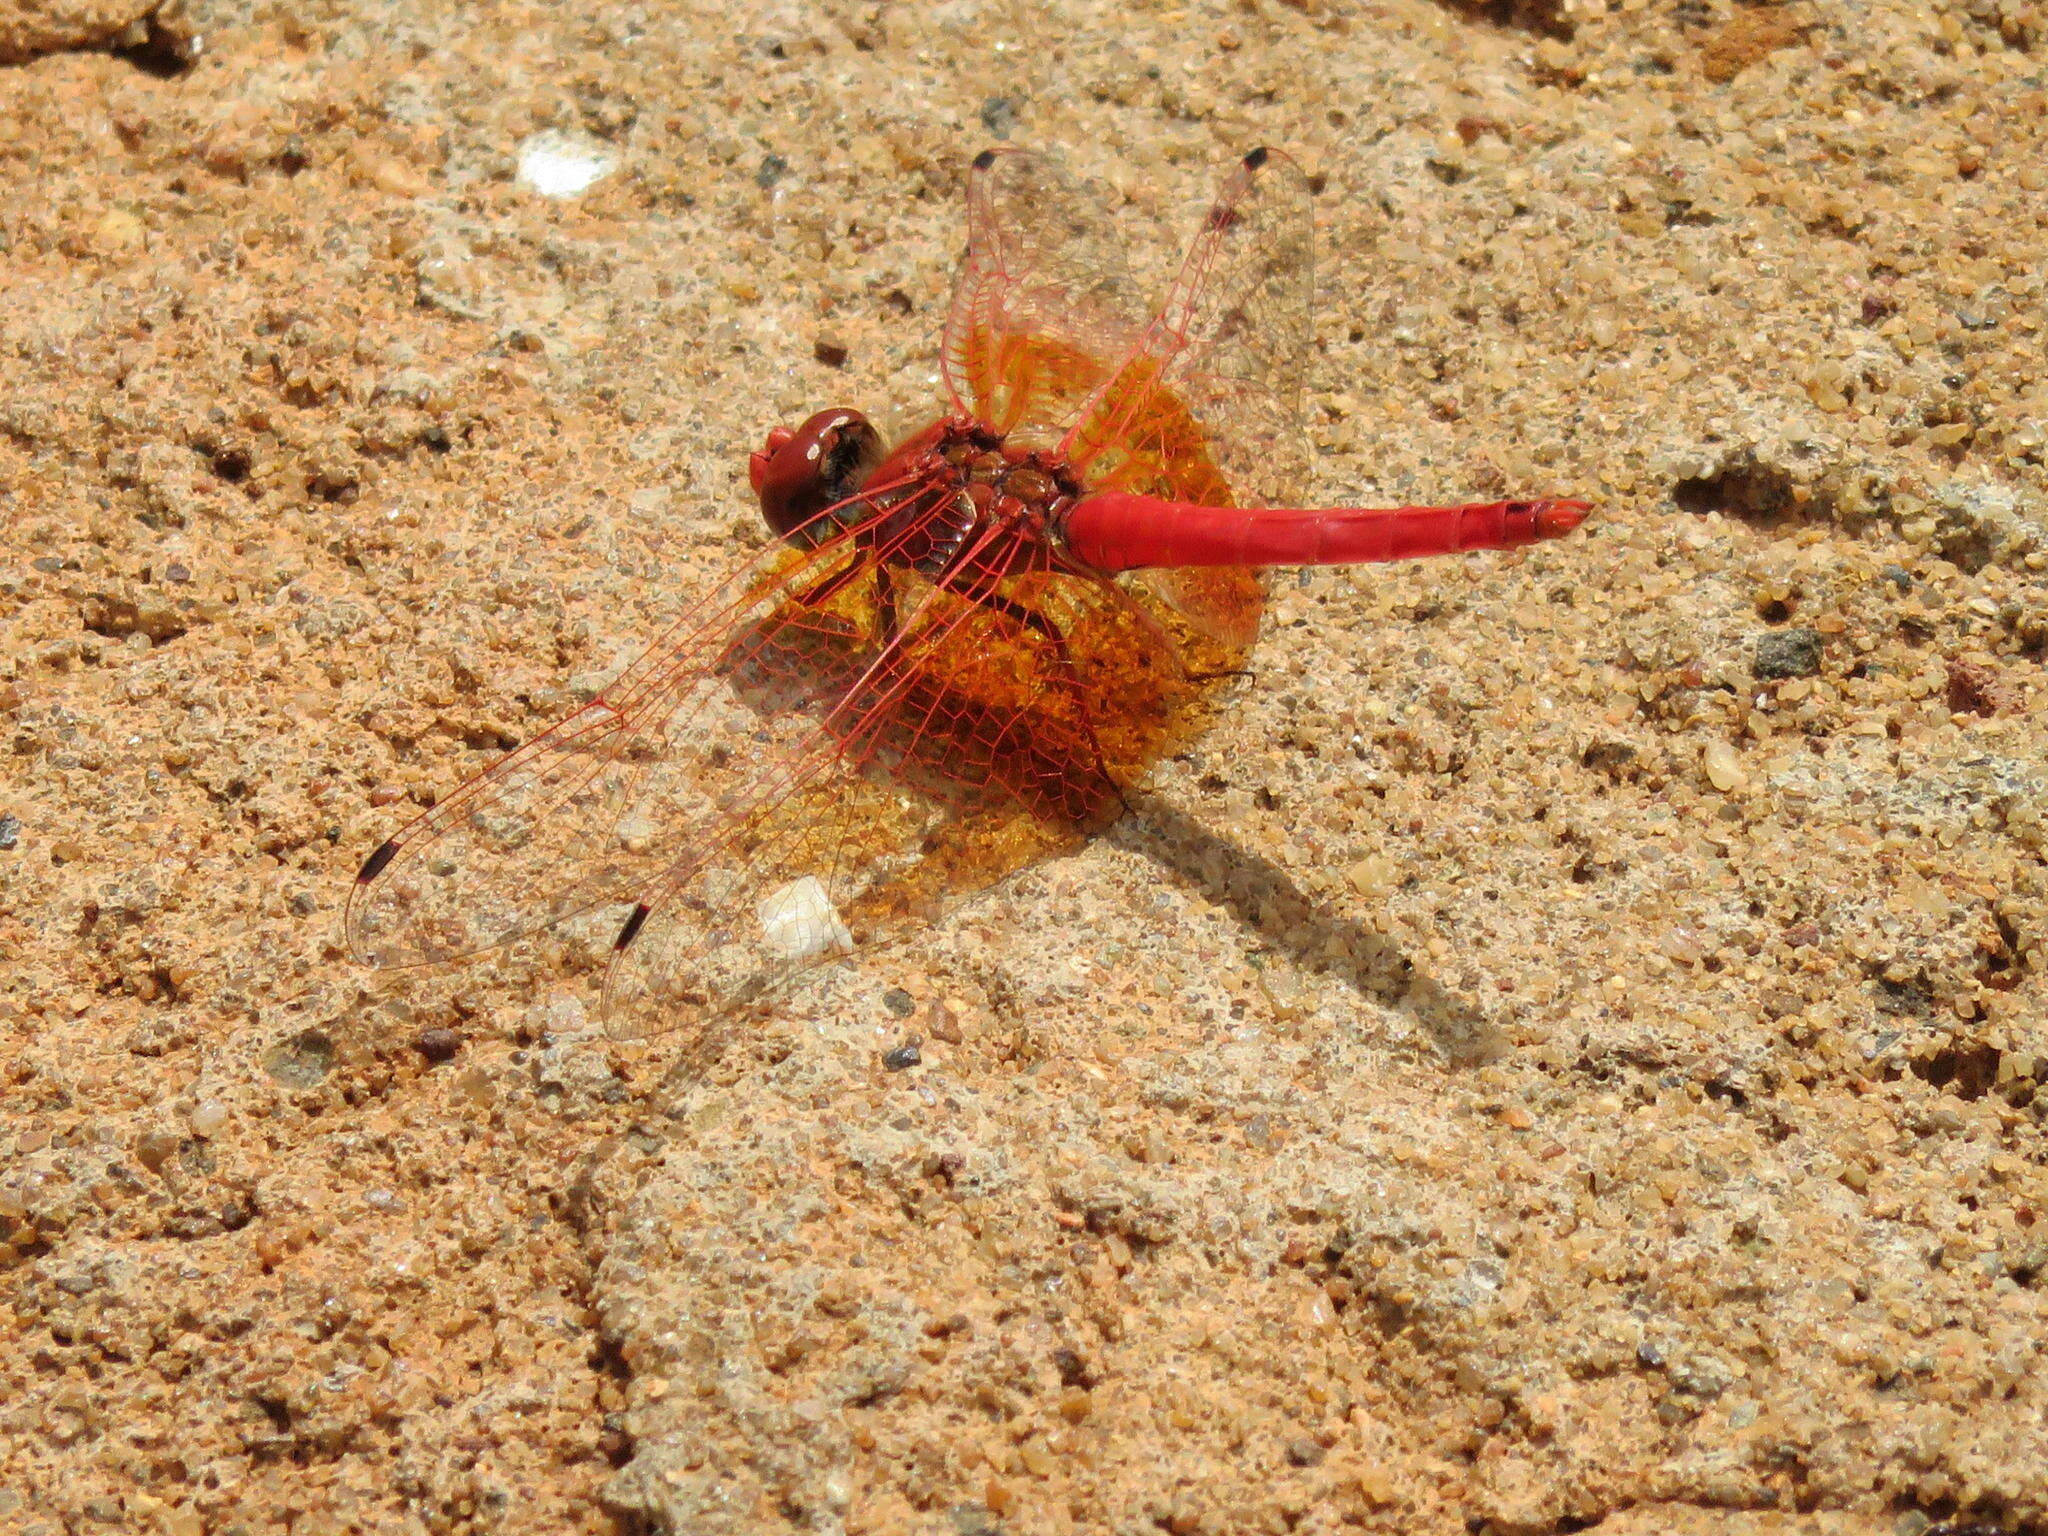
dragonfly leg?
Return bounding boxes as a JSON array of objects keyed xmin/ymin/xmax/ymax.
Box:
[
  {"xmin": 966, "ymin": 587, "xmax": 1073, "ymax": 668},
  {"xmin": 872, "ymin": 564, "xmax": 898, "ymax": 643},
  {"xmin": 792, "ymin": 554, "xmax": 868, "ymax": 611},
  {"xmin": 860, "ymin": 560, "xmax": 1066, "ymax": 680},
  {"xmin": 791, "ymin": 555, "xmax": 907, "ymax": 657}
]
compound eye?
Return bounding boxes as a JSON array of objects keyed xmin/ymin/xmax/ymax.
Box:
[{"xmin": 753, "ymin": 408, "xmax": 882, "ymax": 541}]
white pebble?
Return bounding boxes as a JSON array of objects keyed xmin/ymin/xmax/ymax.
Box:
[
  {"xmin": 1703, "ymin": 740, "xmax": 1748, "ymax": 793},
  {"xmin": 516, "ymin": 130, "xmax": 617, "ymax": 198}
]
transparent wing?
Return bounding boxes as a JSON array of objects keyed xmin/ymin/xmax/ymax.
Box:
[
  {"xmin": 350, "ymin": 150, "xmax": 1305, "ymax": 1034},
  {"xmin": 344, "ymin": 490, "xmax": 939, "ymax": 974},
  {"xmin": 1066, "ymin": 146, "xmax": 1315, "ymax": 506},
  {"xmin": 940, "ymin": 148, "xmax": 1151, "ymax": 450},
  {"xmin": 1057, "ymin": 147, "xmax": 1315, "ymax": 643},
  {"xmin": 1154, "ymin": 146, "xmax": 1315, "ymax": 506}
]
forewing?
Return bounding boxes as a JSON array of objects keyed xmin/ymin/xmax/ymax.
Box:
[
  {"xmin": 344, "ymin": 501, "xmax": 913, "ymax": 974},
  {"xmin": 941, "ymin": 148, "xmax": 1149, "ymax": 449}
]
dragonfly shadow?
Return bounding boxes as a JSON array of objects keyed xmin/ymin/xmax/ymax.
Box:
[{"xmin": 1110, "ymin": 797, "xmax": 1502, "ymax": 1066}]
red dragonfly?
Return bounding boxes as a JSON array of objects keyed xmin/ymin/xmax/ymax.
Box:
[{"xmin": 348, "ymin": 147, "xmax": 1586, "ymax": 1037}]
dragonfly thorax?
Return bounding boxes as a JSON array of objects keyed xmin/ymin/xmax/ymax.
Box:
[
  {"xmin": 934, "ymin": 421, "xmax": 1083, "ymax": 524},
  {"xmin": 877, "ymin": 418, "xmax": 1086, "ymax": 582}
]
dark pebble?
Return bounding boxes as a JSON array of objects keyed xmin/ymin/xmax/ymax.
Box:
[
  {"xmin": 979, "ymin": 95, "xmax": 1018, "ymax": 139},
  {"xmin": 882, "ymin": 1037, "xmax": 922, "ymax": 1071},
  {"xmin": 1752, "ymin": 627, "xmax": 1823, "ymax": 680},
  {"xmin": 1053, "ymin": 1347, "xmax": 1095, "ymax": 1388},
  {"xmin": 882, "ymin": 987, "xmax": 916, "ymax": 1017},
  {"xmin": 416, "ymin": 1028, "xmax": 461, "ymax": 1064}
]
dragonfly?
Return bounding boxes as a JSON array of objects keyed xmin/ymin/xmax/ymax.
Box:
[{"xmin": 347, "ymin": 146, "xmax": 1587, "ymax": 1038}]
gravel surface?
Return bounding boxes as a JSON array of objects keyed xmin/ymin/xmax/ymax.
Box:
[{"xmin": 3, "ymin": 1, "xmax": 2044, "ymax": 1532}]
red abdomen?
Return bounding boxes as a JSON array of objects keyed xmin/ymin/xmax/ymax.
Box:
[{"xmin": 1060, "ymin": 492, "xmax": 1588, "ymax": 572}]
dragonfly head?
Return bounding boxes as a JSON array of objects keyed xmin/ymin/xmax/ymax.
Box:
[{"xmin": 751, "ymin": 408, "xmax": 885, "ymax": 544}]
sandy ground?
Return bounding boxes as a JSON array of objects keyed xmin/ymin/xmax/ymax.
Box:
[{"xmin": 3, "ymin": 0, "xmax": 2046, "ymax": 1532}]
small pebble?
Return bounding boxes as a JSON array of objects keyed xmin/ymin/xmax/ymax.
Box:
[
  {"xmin": 1345, "ymin": 853, "xmax": 1395, "ymax": 898},
  {"xmin": 883, "ymin": 1037, "xmax": 922, "ymax": 1071},
  {"xmin": 415, "ymin": 1028, "xmax": 461, "ymax": 1064},
  {"xmin": 132, "ymin": 1129, "xmax": 180, "ymax": 1172},
  {"xmin": 93, "ymin": 206, "xmax": 146, "ymax": 254},
  {"xmin": 515, "ymin": 130, "xmax": 616, "ymax": 198},
  {"xmin": 1702, "ymin": 740, "xmax": 1747, "ymax": 793},
  {"xmin": 980, "ymin": 95, "xmax": 1018, "ymax": 138},
  {"xmin": 265, "ymin": 1032, "xmax": 335, "ymax": 1089},
  {"xmin": 186, "ymin": 1098, "xmax": 228, "ymax": 1137},
  {"xmin": 1752, "ymin": 627, "xmax": 1823, "ymax": 680}
]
